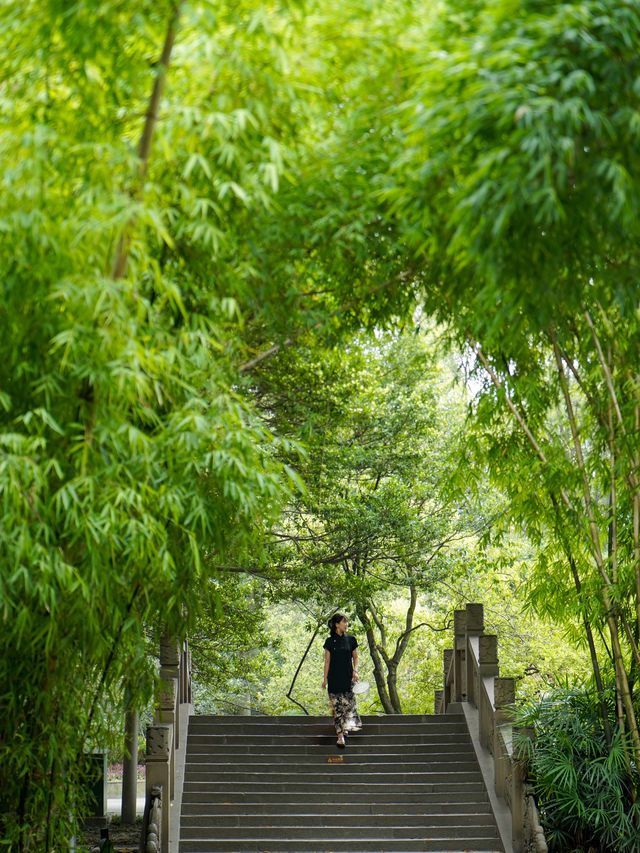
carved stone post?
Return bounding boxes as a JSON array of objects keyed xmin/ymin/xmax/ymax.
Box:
[
  {"xmin": 156, "ymin": 678, "xmax": 176, "ymax": 799},
  {"xmin": 477, "ymin": 634, "xmax": 499, "ymax": 751},
  {"xmin": 180, "ymin": 640, "xmax": 192, "ymax": 705},
  {"xmin": 493, "ymin": 677, "xmax": 516, "ymax": 799},
  {"xmin": 511, "ymin": 747, "xmax": 527, "ymax": 852},
  {"xmin": 157, "ymin": 634, "xmax": 179, "ymax": 795},
  {"xmin": 465, "ymin": 603, "xmax": 484, "ymax": 706},
  {"xmin": 146, "ymin": 725, "xmax": 172, "ymax": 853},
  {"xmin": 434, "ymin": 688, "xmax": 444, "ymax": 714},
  {"xmin": 478, "ymin": 634, "xmax": 499, "ymax": 675},
  {"xmin": 512, "ymin": 725, "xmax": 534, "ymax": 853},
  {"xmin": 453, "ymin": 609, "xmax": 467, "ymax": 702},
  {"xmin": 465, "ymin": 603, "xmax": 484, "ymax": 632},
  {"xmin": 443, "ymin": 648, "xmax": 453, "ymax": 710}
]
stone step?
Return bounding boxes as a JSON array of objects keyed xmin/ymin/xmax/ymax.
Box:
[
  {"xmin": 189, "ymin": 715, "xmax": 465, "ymax": 725},
  {"xmin": 189, "ymin": 714, "xmax": 458, "ymax": 725},
  {"xmin": 179, "ymin": 713, "xmax": 503, "ymax": 853},
  {"xmin": 182, "ymin": 742, "xmax": 478, "ymax": 771},
  {"xmin": 187, "ymin": 723, "xmax": 469, "ymax": 737},
  {"xmin": 180, "ymin": 789, "xmax": 490, "ymax": 807},
  {"xmin": 184, "ymin": 769, "xmax": 483, "ymax": 785},
  {"xmin": 179, "ymin": 837, "xmax": 502, "ymax": 852},
  {"xmin": 185, "ymin": 734, "xmax": 472, "ymax": 747},
  {"xmin": 186, "ymin": 742, "xmax": 473, "ymax": 757},
  {"xmin": 180, "ymin": 824, "xmax": 499, "ymax": 840},
  {"xmin": 181, "ymin": 781, "xmax": 486, "ymax": 795},
  {"xmin": 180, "ymin": 813, "xmax": 497, "ymax": 829},
  {"xmin": 186, "ymin": 754, "xmax": 478, "ymax": 778},
  {"xmin": 182, "ymin": 798, "xmax": 491, "ymax": 825}
]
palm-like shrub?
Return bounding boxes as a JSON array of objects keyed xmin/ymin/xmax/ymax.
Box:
[{"xmin": 515, "ymin": 685, "xmax": 640, "ymax": 852}]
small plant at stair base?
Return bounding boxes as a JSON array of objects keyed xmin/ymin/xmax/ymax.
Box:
[{"xmin": 514, "ymin": 684, "xmax": 640, "ymax": 852}]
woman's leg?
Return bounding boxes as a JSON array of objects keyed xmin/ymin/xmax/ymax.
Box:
[
  {"xmin": 329, "ymin": 692, "xmax": 348, "ymax": 746},
  {"xmin": 344, "ymin": 691, "xmax": 362, "ymax": 731}
]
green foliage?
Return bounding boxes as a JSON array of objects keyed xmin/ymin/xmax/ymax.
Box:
[
  {"xmin": 0, "ymin": 0, "xmax": 431, "ymax": 843},
  {"xmin": 5, "ymin": 0, "xmax": 640, "ymax": 842},
  {"xmin": 0, "ymin": 1, "xmax": 315, "ymax": 845},
  {"xmin": 389, "ymin": 0, "xmax": 640, "ymax": 333},
  {"xmin": 516, "ymin": 685, "xmax": 640, "ymax": 852},
  {"xmin": 189, "ymin": 574, "xmax": 284, "ymax": 715},
  {"xmin": 385, "ymin": 0, "xmax": 640, "ymax": 775},
  {"xmin": 239, "ymin": 328, "xmax": 488, "ymax": 712}
]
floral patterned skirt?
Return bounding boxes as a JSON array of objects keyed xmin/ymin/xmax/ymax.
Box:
[{"xmin": 328, "ymin": 690, "xmax": 362, "ymax": 735}]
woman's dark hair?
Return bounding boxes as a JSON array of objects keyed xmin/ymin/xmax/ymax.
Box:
[{"xmin": 328, "ymin": 612, "xmax": 347, "ymax": 634}]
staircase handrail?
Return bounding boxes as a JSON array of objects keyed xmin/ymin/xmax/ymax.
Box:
[{"xmin": 435, "ymin": 603, "xmax": 547, "ymax": 853}]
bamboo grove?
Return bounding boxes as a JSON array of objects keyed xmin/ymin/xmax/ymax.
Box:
[{"xmin": 1, "ymin": 0, "xmax": 640, "ymax": 847}]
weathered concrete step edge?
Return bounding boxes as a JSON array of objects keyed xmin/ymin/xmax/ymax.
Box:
[
  {"xmin": 180, "ymin": 790, "xmax": 490, "ymax": 807},
  {"xmin": 180, "ymin": 814, "xmax": 497, "ymax": 829},
  {"xmin": 189, "ymin": 714, "xmax": 459, "ymax": 724},
  {"xmin": 180, "ymin": 780, "xmax": 488, "ymax": 792},
  {"xmin": 184, "ymin": 765, "xmax": 482, "ymax": 790},
  {"xmin": 188, "ymin": 724, "xmax": 469, "ymax": 735},
  {"xmin": 188, "ymin": 720, "xmax": 465, "ymax": 725},
  {"xmin": 178, "ymin": 838, "xmax": 502, "ymax": 852},
  {"xmin": 186, "ymin": 743, "xmax": 473, "ymax": 755},
  {"xmin": 180, "ymin": 799, "xmax": 492, "ymax": 814},
  {"xmin": 188, "ymin": 732, "xmax": 470, "ymax": 749},
  {"xmin": 181, "ymin": 826, "xmax": 499, "ymax": 841},
  {"xmin": 182, "ymin": 783, "xmax": 486, "ymax": 797},
  {"xmin": 180, "ymin": 764, "xmax": 478, "ymax": 775}
]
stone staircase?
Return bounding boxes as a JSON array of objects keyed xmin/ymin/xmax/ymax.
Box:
[{"xmin": 178, "ymin": 713, "xmax": 504, "ymax": 853}]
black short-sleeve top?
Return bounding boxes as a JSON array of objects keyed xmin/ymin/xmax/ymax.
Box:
[{"xmin": 323, "ymin": 633, "xmax": 358, "ymax": 694}]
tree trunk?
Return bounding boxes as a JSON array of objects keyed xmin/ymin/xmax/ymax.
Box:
[
  {"xmin": 121, "ymin": 705, "xmax": 139, "ymax": 825},
  {"xmin": 568, "ymin": 554, "xmax": 612, "ymax": 747},
  {"xmin": 387, "ymin": 663, "xmax": 402, "ymax": 714},
  {"xmin": 358, "ymin": 607, "xmax": 395, "ymax": 714}
]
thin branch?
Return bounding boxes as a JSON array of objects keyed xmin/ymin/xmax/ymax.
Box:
[
  {"xmin": 285, "ymin": 621, "xmax": 325, "ymax": 715},
  {"xmin": 392, "ymin": 583, "xmax": 417, "ymax": 665},
  {"xmin": 239, "ymin": 269, "xmax": 415, "ymax": 373},
  {"xmin": 111, "ymin": 2, "xmax": 183, "ymax": 281}
]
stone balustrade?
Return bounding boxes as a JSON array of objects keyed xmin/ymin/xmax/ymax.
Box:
[
  {"xmin": 141, "ymin": 785, "xmax": 162, "ymax": 853},
  {"xmin": 436, "ymin": 603, "xmax": 547, "ymax": 853},
  {"xmin": 141, "ymin": 636, "xmax": 193, "ymax": 853}
]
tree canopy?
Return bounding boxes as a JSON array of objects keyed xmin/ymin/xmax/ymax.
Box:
[{"xmin": 250, "ymin": 329, "xmax": 479, "ymax": 712}]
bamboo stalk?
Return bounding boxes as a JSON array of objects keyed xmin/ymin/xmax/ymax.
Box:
[
  {"xmin": 550, "ymin": 487, "xmax": 612, "ymax": 746},
  {"xmin": 550, "ymin": 333, "xmax": 608, "ymax": 575},
  {"xmin": 469, "ymin": 338, "xmax": 577, "ymax": 515},
  {"xmin": 585, "ymin": 309, "xmax": 639, "ymax": 497},
  {"xmin": 584, "ymin": 310, "xmax": 624, "ymax": 429},
  {"xmin": 471, "ymin": 341, "xmax": 548, "ymax": 464},
  {"xmin": 551, "ymin": 332, "xmax": 640, "ymax": 771},
  {"xmin": 635, "ymin": 403, "xmax": 640, "ymax": 643},
  {"xmin": 110, "ymin": 2, "xmax": 183, "ymax": 282},
  {"xmin": 619, "ymin": 611, "xmax": 640, "ymax": 669},
  {"xmin": 608, "ymin": 398, "xmax": 618, "ymax": 586}
]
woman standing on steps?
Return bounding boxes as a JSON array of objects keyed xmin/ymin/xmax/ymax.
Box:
[{"xmin": 322, "ymin": 613, "xmax": 362, "ymax": 749}]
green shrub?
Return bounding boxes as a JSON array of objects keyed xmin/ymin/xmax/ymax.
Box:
[{"xmin": 515, "ymin": 684, "xmax": 640, "ymax": 852}]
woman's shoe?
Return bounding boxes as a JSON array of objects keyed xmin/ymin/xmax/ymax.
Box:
[{"xmin": 336, "ymin": 735, "xmax": 346, "ymax": 749}]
